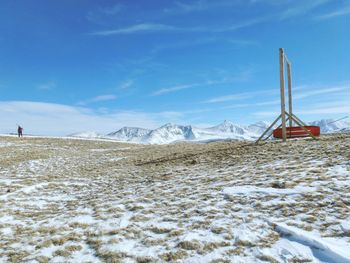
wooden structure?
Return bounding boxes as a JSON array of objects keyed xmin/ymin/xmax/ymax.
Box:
[{"xmin": 255, "ymin": 48, "xmax": 318, "ymax": 144}]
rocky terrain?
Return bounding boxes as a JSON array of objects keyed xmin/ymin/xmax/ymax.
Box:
[{"xmin": 0, "ymin": 134, "xmax": 350, "ymax": 262}]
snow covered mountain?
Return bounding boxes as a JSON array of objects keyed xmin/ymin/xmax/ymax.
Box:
[
  {"xmin": 145, "ymin": 123, "xmax": 196, "ymax": 144},
  {"xmin": 67, "ymin": 118, "xmax": 350, "ymax": 144},
  {"xmin": 309, "ymin": 119, "xmax": 350, "ymax": 133},
  {"xmin": 207, "ymin": 120, "xmax": 246, "ymax": 134},
  {"xmin": 194, "ymin": 120, "xmax": 263, "ymax": 142},
  {"xmin": 106, "ymin": 127, "xmax": 151, "ymax": 142}
]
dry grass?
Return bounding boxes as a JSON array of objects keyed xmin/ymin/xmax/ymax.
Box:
[{"xmin": 0, "ymin": 133, "xmax": 349, "ymax": 261}]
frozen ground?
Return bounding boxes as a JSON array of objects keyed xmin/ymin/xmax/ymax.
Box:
[{"xmin": 0, "ymin": 134, "xmax": 349, "ymax": 262}]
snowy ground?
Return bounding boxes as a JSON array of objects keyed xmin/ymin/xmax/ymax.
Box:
[{"xmin": 0, "ymin": 134, "xmax": 349, "ymax": 262}]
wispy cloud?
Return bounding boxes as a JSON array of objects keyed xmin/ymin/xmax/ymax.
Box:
[
  {"xmin": 297, "ymin": 105, "xmax": 350, "ymax": 115},
  {"xmin": 87, "ymin": 4, "xmax": 123, "ymax": 24},
  {"xmin": 253, "ymin": 83, "xmax": 350, "ymax": 118},
  {"xmin": 164, "ymin": 0, "xmax": 236, "ymax": 14},
  {"xmin": 118, "ymin": 80, "xmax": 134, "ymax": 90},
  {"xmin": 204, "ymin": 89, "xmax": 276, "ymax": 103},
  {"xmin": 37, "ymin": 81, "xmax": 56, "ymax": 91},
  {"xmin": 245, "ymin": 84, "xmax": 349, "ymax": 107},
  {"xmin": 253, "ymin": 111, "xmax": 278, "ymax": 117},
  {"xmin": 280, "ymin": 0, "xmax": 330, "ymax": 19},
  {"xmin": 151, "ymin": 37, "xmax": 218, "ymax": 53},
  {"xmin": 165, "ymin": 0, "xmax": 328, "ymax": 21},
  {"xmin": 91, "ymin": 16, "xmax": 269, "ymax": 36},
  {"xmin": 314, "ymin": 6, "xmax": 350, "ymax": 20},
  {"xmin": 90, "ymin": 1, "xmax": 333, "ymax": 37},
  {"xmin": 204, "ymin": 92, "xmax": 255, "ymax": 103},
  {"xmin": 151, "ymin": 37, "xmax": 258, "ymax": 54},
  {"xmin": 164, "ymin": 0, "xmax": 289, "ymax": 16},
  {"xmin": 0, "ymin": 101, "xmax": 187, "ymax": 136},
  {"xmin": 204, "ymin": 92, "xmax": 258, "ymax": 104},
  {"xmin": 78, "ymin": 94, "xmax": 117, "ymax": 105},
  {"xmin": 255, "ymin": 102, "xmax": 350, "ymax": 118},
  {"xmin": 294, "ymin": 86, "xmax": 349, "ymax": 100},
  {"xmin": 101, "ymin": 4, "xmax": 123, "ymax": 15},
  {"xmin": 91, "ymin": 23, "xmax": 179, "ymax": 36},
  {"xmin": 216, "ymin": 16, "xmax": 271, "ymax": 32},
  {"xmin": 173, "ymin": 0, "xmax": 209, "ymax": 12},
  {"xmin": 91, "ymin": 95, "xmax": 117, "ymax": 102},
  {"xmin": 152, "ymin": 70, "xmax": 253, "ymax": 96},
  {"xmin": 228, "ymin": 39, "xmax": 259, "ymax": 46},
  {"xmin": 152, "ymin": 83, "xmax": 198, "ymax": 96}
]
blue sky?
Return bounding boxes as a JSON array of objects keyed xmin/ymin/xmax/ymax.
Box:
[{"xmin": 1, "ymin": 0, "xmax": 350, "ymax": 135}]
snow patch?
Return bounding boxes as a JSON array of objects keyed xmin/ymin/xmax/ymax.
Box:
[
  {"xmin": 273, "ymin": 222, "xmax": 350, "ymax": 263},
  {"xmin": 223, "ymin": 185, "xmax": 316, "ymax": 197}
]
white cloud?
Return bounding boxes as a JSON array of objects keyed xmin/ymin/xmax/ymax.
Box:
[
  {"xmin": 204, "ymin": 89, "xmax": 276, "ymax": 103},
  {"xmin": 280, "ymin": 0, "xmax": 330, "ymax": 19},
  {"xmin": 101, "ymin": 4, "xmax": 123, "ymax": 15},
  {"xmin": 205, "ymin": 92, "xmax": 258, "ymax": 104},
  {"xmin": 152, "ymin": 70, "xmax": 253, "ymax": 97},
  {"xmin": 91, "ymin": 23, "xmax": 179, "ymax": 36},
  {"xmin": 314, "ymin": 6, "xmax": 350, "ymax": 20},
  {"xmin": 86, "ymin": 4, "xmax": 123, "ymax": 24},
  {"xmin": 252, "ymin": 85, "xmax": 350, "ymax": 118},
  {"xmin": 0, "ymin": 101, "xmax": 184, "ymax": 136},
  {"xmin": 228, "ymin": 39, "xmax": 259, "ymax": 46},
  {"xmin": 118, "ymin": 80, "xmax": 134, "ymax": 90},
  {"xmin": 215, "ymin": 16, "xmax": 271, "ymax": 32},
  {"xmin": 151, "ymin": 84, "xmax": 197, "ymax": 96},
  {"xmin": 78, "ymin": 94, "xmax": 117, "ymax": 105},
  {"xmin": 37, "ymin": 81, "xmax": 56, "ymax": 91},
  {"xmin": 151, "ymin": 37, "xmax": 218, "ymax": 53},
  {"xmin": 90, "ymin": 17, "xmax": 270, "ymax": 36},
  {"xmin": 90, "ymin": 0, "xmax": 333, "ymax": 37},
  {"xmin": 297, "ymin": 105, "xmax": 350, "ymax": 115},
  {"xmin": 151, "ymin": 37, "xmax": 258, "ymax": 54},
  {"xmin": 91, "ymin": 95, "xmax": 117, "ymax": 102},
  {"xmin": 293, "ymin": 86, "xmax": 350, "ymax": 100},
  {"xmin": 168, "ymin": 0, "xmax": 235, "ymax": 13},
  {"xmin": 254, "ymin": 104, "xmax": 350, "ymax": 118},
  {"xmin": 253, "ymin": 111, "xmax": 278, "ymax": 117}
]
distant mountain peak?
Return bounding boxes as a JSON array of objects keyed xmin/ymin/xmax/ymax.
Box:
[
  {"xmin": 68, "ymin": 118, "xmax": 350, "ymax": 144},
  {"xmin": 106, "ymin": 126, "xmax": 151, "ymax": 141},
  {"xmin": 219, "ymin": 120, "xmax": 235, "ymax": 126}
]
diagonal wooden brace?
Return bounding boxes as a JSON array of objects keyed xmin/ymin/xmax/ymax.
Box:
[
  {"xmin": 263, "ymin": 116, "xmax": 290, "ymax": 141},
  {"xmin": 255, "ymin": 114, "xmax": 282, "ymax": 144},
  {"xmin": 286, "ymin": 112, "xmax": 317, "ymax": 140}
]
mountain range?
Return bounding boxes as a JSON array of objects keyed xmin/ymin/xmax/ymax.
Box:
[{"xmin": 69, "ymin": 119, "xmax": 350, "ymax": 144}]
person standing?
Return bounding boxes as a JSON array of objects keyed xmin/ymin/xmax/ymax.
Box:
[{"xmin": 17, "ymin": 125, "xmax": 23, "ymax": 137}]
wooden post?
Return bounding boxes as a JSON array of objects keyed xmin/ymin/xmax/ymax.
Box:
[
  {"xmin": 255, "ymin": 48, "xmax": 318, "ymax": 145},
  {"xmin": 255, "ymin": 114, "xmax": 282, "ymax": 144},
  {"xmin": 279, "ymin": 48, "xmax": 287, "ymax": 142},
  {"xmin": 287, "ymin": 62, "xmax": 293, "ymax": 128},
  {"xmin": 290, "ymin": 113, "xmax": 317, "ymax": 140},
  {"xmin": 263, "ymin": 116, "xmax": 290, "ymax": 141}
]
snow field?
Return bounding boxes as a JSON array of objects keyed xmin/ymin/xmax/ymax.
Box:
[{"xmin": 0, "ymin": 134, "xmax": 349, "ymax": 262}]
